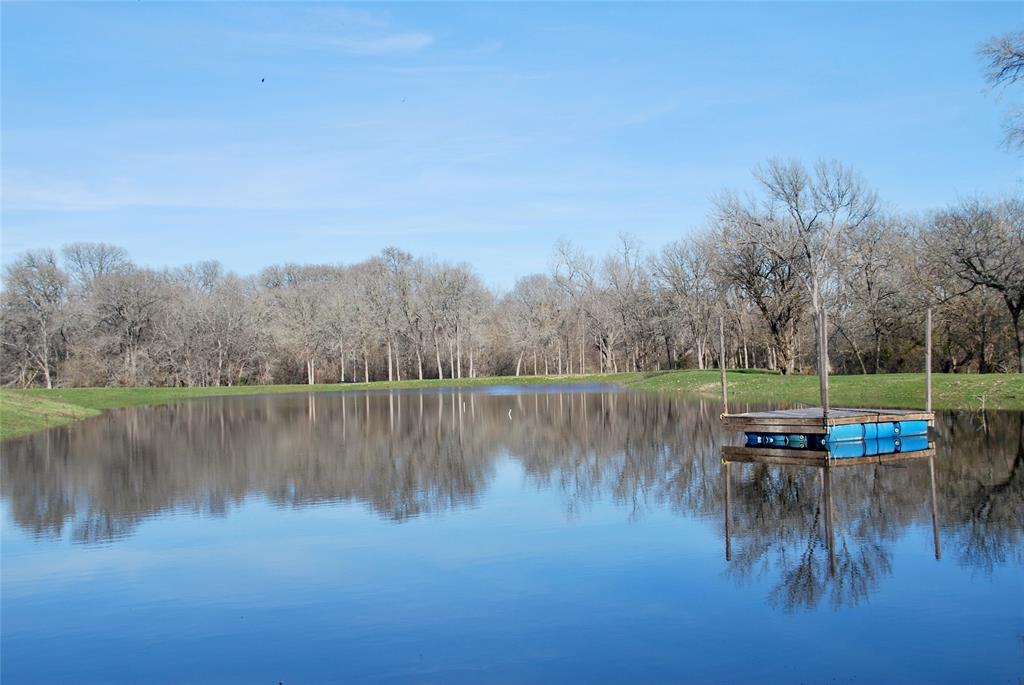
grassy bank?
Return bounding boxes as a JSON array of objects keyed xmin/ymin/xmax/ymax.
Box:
[
  {"xmin": 633, "ymin": 369, "xmax": 1024, "ymax": 411},
  {"xmin": 0, "ymin": 374, "xmax": 632, "ymax": 441},
  {"xmin": 1, "ymin": 370, "xmax": 1021, "ymax": 441}
]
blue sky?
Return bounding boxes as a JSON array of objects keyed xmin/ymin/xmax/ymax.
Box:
[{"xmin": 1, "ymin": 2, "xmax": 1019, "ymax": 288}]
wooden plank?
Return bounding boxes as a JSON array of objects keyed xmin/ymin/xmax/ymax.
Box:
[
  {"xmin": 725, "ymin": 407, "xmax": 932, "ymax": 421},
  {"xmin": 722, "ymin": 453, "xmax": 829, "ymax": 466},
  {"xmin": 721, "ymin": 446, "xmax": 828, "ymax": 465},
  {"xmin": 874, "ymin": 449, "xmax": 934, "ymax": 464},
  {"xmin": 721, "ymin": 417, "xmax": 829, "ymax": 434},
  {"xmin": 721, "ymin": 445, "xmax": 935, "ymax": 467},
  {"xmin": 817, "ymin": 450, "xmax": 934, "ymax": 466},
  {"xmin": 725, "ymin": 407, "xmax": 929, "ymax": 417},
  {"xmin": 721, "ymin": 407, "xmax": 934, "ymax": 431}
]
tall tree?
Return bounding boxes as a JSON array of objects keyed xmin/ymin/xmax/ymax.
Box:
[
  {"xmin": 61, "ymin": 242, "xmax": 130, "ymax": 291},
  {"xmin": 928, "ymin": 197, "xmax": 1024, "ymax": 372},
  {"xmin": 651, "ymin": 236, "xmax": 717, "ymax": 369},
  {"xmin": 1, "ymin": 251, "xmax": 68, "ymax": 388},
  {"xmin": 91, "ymin": 269, "xmax": 167, "ymax": 385},
  {"xmin": 713, "ymin": 196, "xmax": 806, "ymax": 374},
  {"xmin": 261, "ymin": 265, "xmax": 337, "ymax": 385},
  {"xmin": 979, "ymin": 30, "xmax": 1024, "ymax": 151},
  {"xmin": 713, "ymin": 159, "xmax": 876, "ymax": 374}
]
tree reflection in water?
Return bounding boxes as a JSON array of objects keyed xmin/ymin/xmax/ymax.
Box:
[
  {"xmin": 2, "ymin": 389, "xmax": 1021, "ymax": 604},
  {"xmin": 721, "ymin": 456, "xmax": 928, "ymax": 611}
]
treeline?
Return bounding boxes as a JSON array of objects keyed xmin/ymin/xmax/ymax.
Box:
[{"xmin": 2, "ymin": 159, "xmax": 1022, "ymax": 388}]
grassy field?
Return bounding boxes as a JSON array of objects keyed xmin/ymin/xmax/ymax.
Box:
[
  {"xmin": 633, "ymin": 369, "xmax": 1023, "ymax": 410},
  {"xmin": 1, "ymin": 370, "xmax": 1021, "ymax": 441}
]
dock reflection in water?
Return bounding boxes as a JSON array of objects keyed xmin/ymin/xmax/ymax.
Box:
[
  {"xmin": 721, "ymin": 443, "xmax": 944, "ymax": 610},
  {"xmin": 1, "ymin": 388, "xmax": 1022, "ymax": 684}
]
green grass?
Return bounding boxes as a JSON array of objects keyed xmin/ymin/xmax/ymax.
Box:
[
  {"xmin": 631, "ymin": 369, "xmax": 1024, "ymax": 411},
  {"xmin": 0, "ymin": 392, "xmax": 101, "ymax": 439},
  {"xmin": 1, "ymin": 370, "xmax": 1021, "ymax": 441},
  {"xmin": 0, "ymin": 374, "xmax": 631, "ymax": 440}
]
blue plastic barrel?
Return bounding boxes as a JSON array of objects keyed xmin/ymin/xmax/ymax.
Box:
[
  {"xmin": 829, "ymin": 438, "xmax": 893, "ymax": 458},
  {"xmin": 828, "ymin": 424, "xmax": 864, "ymax": 442},
  {"xmin": 898, "ymin": 420, "xmax": 929, "ymax": 437},
  {"xmin": 874, "ymin": 437, "xmax": 897, "ymax": 454},
  {"xmin": 826, "ymin": 420, "xmax": 927, "ymax": 444},
  {"xmin": 829, "ymin": 441, "xmax": 868, "ymax": 458},
  {"xmin": 899, "ymin": 435, "xmax": 929, "ymax": 452},
  {"xmin": 875, "ymin": 422, "xmax": 898, "ymax": 439},
  {"xmin": 786, "ymin": 434, "xmax": 809, "ymax": 448}
]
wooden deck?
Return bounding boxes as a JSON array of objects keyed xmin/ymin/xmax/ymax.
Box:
[
  {"xmin": 720, "ymin": 407, "xmax": 934, "ymax": 435},
  {"xmin": 721, "ymin": 444, "xmax": 935, "ymax": 466}
]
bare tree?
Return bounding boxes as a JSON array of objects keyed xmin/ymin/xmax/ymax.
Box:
[
  {"xmin": 61, "ymin": 242, "xmax": 130, "ymax": 291},
  {"xmin": 713, "ymin": 160, "xmax": 877, "ymax": 375},
  {"xmin": 4, "ymin": 176, "xmax": 1024, "ymax": 388},
  {"xmin": 554, "ymin": 242, "xmax": 622, "ymax": 374},
  {"xmin": 713, "ymin": 196, "xmax": 806, "ymax": 374},
  {"xmin": 382, "ymin": 247, "xmax": 429, "ymax": 381},
  {"xmin": 836, "ymin": 216, "xmax": 909, "ymax": 373},
  {"xmin": 603, "ymin": 236, "xmax": 660, "ymax": 372},
  {"xmin": 269, "ymin": 265, "xmax": 340, "ymax": 385},
  {"xmin": 91, "ymin": 269, "xmax": 167, "ymax": 385},
  {"xmin": 651, "ymin": 236, "xmax": 718, "ymax": 369},
  {"xmin": 928, "ymin": 197, "xmax": 1024, "ymax": 372},
  {"xmin": 979, "ymin": 30, "xmax": 1024, "ymax": 151},
  {"xmin": 1, "ymin": 251, "xmax": 68, "ymax": 388}
]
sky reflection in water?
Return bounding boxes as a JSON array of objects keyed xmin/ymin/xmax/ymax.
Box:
[{"xmin": 2, "ymin": 388, "xmax": 1021, "ymax": 684}]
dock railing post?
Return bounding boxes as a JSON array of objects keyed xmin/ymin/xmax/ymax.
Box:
[
  {"xmin": 925, "ymin": 308, "xmax": 933, "ymax": 413},
  {"xmin": 719, "ymin": 316, "xmax": 728, "ymax": 416},
  {"xmin": 818, "ymin": 306, "xmax": 830, "ymax": 427}
]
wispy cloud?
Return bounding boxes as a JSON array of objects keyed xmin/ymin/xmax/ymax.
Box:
[
  {"xmin": 282, "ymin": 31, "xmax": 434, "ymax": 56},
  {"xmin": 240, "ymin": 6, "xmax": 436, "ymax": 56},
  {"xmin": 2, "ymin": 172, "xmax": 158, "ymax": 212}
]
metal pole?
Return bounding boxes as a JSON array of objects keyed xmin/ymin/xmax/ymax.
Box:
[
  {"xmin": 818, "ymin": 307, "xmax": 830, "ymax": 426},
  {"xmin": 925, "ymin": 308, "xmax": 933, "ymax": 413},
  {"xmin": 719, "ymin": 316, "xmax": 728, "ymax": 415}
]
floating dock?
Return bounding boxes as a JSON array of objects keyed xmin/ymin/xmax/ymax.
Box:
[
  {"xmin": 720, "ymin": 408, "xmax": 934, "ymax": 460},
  {"xmin": 721, "ymin": 407, "xmax": 934, "ymax": 434},
  {"xmin": 721, "ymin": 440, "xmax": 935, "ymax": 466},
  {"xmin": 714, "ymin": 308, "xmax": 936, "ymax": 459}
]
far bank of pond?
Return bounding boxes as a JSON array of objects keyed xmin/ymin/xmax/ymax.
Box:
[{"xmin": 1, "ymin": 369, "xmax": 1022, "ymax": 440}]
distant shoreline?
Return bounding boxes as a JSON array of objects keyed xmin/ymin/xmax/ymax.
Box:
[{"xmin": 2, "ymin": 370, "xmax": 1021, "ymax": 441}]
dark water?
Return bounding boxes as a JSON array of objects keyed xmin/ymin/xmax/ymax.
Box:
[{"xmin": 1, "ymin": 387, "xmax": 1021, "ymax": 684}]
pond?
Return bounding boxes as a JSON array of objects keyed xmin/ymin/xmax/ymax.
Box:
[{"xmin": 2, "ymin": 387, "xmax": 1021, "ymax": 684}]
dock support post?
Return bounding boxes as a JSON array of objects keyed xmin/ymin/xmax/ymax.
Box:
[
  {"xmin": 719, "ymin": 316, "xmax": 729, "ymax": 415},
  {"xmin": 928, "ymin": 454, "xmax": 942, "ymax": 561},
  {"xmin": 925, "ymin": 308, "xmax": 933, "ymax": 413},
  {"xmin": 724, "ymin": 461, "xmax": 732, "ymax": 562},
  {"xmin": 818, "ymin": 307, "xmax": 830, "ymax": 427},
  {"xmin": 822, "ymin": 467, "xmax": 836, "ymax": 578}
]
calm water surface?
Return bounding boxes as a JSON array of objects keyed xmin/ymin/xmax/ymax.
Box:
[{"xmin": 2, "ymin": 387, "xmax": 1021, "ymax": 684}]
